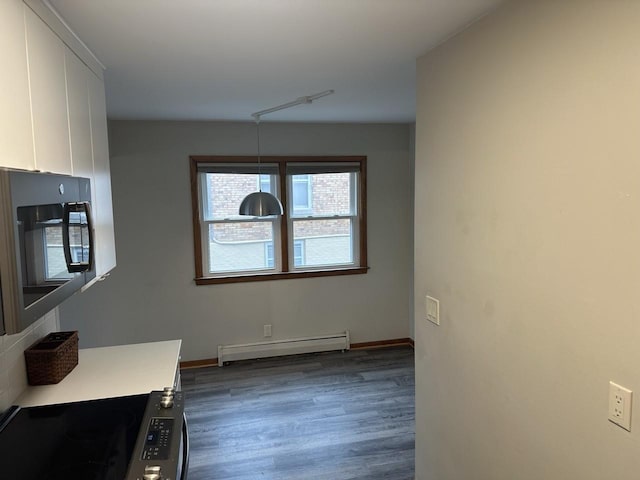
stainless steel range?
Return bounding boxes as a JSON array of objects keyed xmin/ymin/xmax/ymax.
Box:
[
  {"xmin": 126, "ymin": 388, "xmax": 189, "ymax": 480},
  {"xmin": 0, "ymin": 387, "xmax": 189, "ymax": 480}
]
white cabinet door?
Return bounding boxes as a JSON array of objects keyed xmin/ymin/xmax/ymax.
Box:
[
  {"xmin": 24, "ymin": 7, "xmax": 72, "ymax": 174},
  {"xmin": 65, "ymin": 46, "xmax": 93, "ymax": 181},
  {"xmin": 88, "ymin": 73, "xmax": 116, "ymax": 277},
  {"xmin": 0, "ymin": 1, "xmax": 35, "ymax": 170}
]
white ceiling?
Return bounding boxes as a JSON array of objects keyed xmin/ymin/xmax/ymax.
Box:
[{"xmin": 48, "ymin": 0, "xmax": 502, "ymax": 123}]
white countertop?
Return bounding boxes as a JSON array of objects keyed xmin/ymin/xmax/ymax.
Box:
[{"xmin": 17, "ymin": 340, "xmax": 181, "ymax": 407}]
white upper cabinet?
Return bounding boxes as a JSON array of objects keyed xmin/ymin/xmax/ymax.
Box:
[
  {"xmin": 3, "ymin": 0, "xmax": 117, "ymax": 281},
  {"xmin": 65, "ymin": 46, "xmax": 93, "ymax": 181},
  {"xmin": 0, "ymin": 0, "xmax": 35, "ymax": 170},
  {"xmin": 24, "ymin": 6, "xmax": 72, "ymax": 174},
  {"xmin": 66, "ymin": 39, "xmax": 117, "ymax": 278},
  {"xmin": 88, "ymin": 74, "xmax": 117, "ymax": 277}
]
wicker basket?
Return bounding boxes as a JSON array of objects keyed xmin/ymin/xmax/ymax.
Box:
[{"xmin": 24, "ymin": 331, "xmax": 79, "ymax": 385}]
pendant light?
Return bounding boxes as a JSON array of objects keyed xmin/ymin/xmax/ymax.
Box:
[
  {"xmin": 239, "ymin": 90, "xmax": 335, "ymax": 217},
  {"xmin": 239, "ymin": 117, "xmax": 283, "ymax": 216}
]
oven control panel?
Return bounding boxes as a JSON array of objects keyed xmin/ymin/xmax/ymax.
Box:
[
  {"xmin": 142, "ymin": 417, "xmax": 174, "ymax": 460},
  {"xmin": 126, "ymin": 388, "xmax": 187, "ymax": 480}
]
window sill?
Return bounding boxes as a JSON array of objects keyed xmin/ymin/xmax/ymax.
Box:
[{"xmin": 195, "ymin": 266, "xmax": 369, "ymax": 285}]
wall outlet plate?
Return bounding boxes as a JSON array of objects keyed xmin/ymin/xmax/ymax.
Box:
[
  {"xmin": 426, "ymin": 295, "xmax": 440, "ymax": 325},
  {"xmin": 609, "ymin": 381, "xmax": 632, "ymax": 431}
]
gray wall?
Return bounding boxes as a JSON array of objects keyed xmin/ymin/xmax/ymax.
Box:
[
  {"xmin": 414, "ymin": 1, "xmax": 640, "ymax": 479},
  {"xmin": 60, "ymin": 121, "xmax": 414, "ymax": 361}
]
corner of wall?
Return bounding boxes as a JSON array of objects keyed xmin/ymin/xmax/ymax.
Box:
[{"xmin": 0, "ymin": 308, "xmax": 60, "ymax": 411}]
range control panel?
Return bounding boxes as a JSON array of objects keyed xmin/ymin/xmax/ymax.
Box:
[
  {"xmin": 125, "ymin": 388, "xmax": 186, "ymax": 480},
  {"xmin": 142, "ymin": 417, "xmax": 175, "ymax": 460}
]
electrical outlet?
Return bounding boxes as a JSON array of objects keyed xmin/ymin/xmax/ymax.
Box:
[
  {"xmin": 263, "ymin": 324, "xmax": 272, "ymax": 337},
  {"xmin": 608, "ymin": 381, "xmax": 632, "ymax": 431},
  {"xmin": 426, "ymin": 295, "xmax": 440, "ymax": 325}
]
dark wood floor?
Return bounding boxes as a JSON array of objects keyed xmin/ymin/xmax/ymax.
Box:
[{"xmin": 181, "ymin": 346, "xmax": 415, "ymax": 480}]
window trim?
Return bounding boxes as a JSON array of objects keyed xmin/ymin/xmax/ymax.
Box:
[{"xmin": 190, "ymin": 155, "xmax": 368, "ymax": 285}]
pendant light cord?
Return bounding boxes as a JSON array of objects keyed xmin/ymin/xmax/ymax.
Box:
[
  {"xmin": 250, "ymin": 90, "xmax": 334, "ymax": 193},
  {"xmin": 240, "ymin": 91, "xmax": 333, "ymax": 216},
  {"xmin": 242, "ymin": 90, "xmax": 334, "ymax": 210},
  {"xmin": 256, "ymin": 118, "xmax": 262, "ymax": 190}
]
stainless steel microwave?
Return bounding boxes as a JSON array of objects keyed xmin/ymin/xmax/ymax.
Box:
[{"xmin": 0, "ymin": 169, "xmax": 95, "ymax": 335}]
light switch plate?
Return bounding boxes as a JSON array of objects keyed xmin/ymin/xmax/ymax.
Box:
[{"xmin": 426, "ymin": 295, "xmax": 440, "ymax": 325}]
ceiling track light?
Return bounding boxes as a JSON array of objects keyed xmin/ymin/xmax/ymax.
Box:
[{"xmin": 239, "ymin": 90, "xmax": 335, "ymax": 217}]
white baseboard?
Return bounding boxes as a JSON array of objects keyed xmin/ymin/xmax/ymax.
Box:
[{"xmin": 217, "ymin": 331, "xmax": 350, "ymax": 366}]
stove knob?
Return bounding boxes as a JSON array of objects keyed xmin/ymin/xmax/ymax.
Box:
[
  {"xmin": 143, "ymin": 465, "xmax": 162, "ymax": 480},
  {"xmin": 160, "ymin": 394, "xmax": 174, "ymax": 408}
]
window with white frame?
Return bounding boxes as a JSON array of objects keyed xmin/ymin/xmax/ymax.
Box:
[
  {"xmin": 190, "ymin": 156, "xmax": 367, "ymax": 284},
  {"xmin": 196, "ymin": 163, "xmax": 280, "ymax": 275}
]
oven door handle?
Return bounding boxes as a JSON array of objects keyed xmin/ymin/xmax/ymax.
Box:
[{"xmin": 180, "ymin": 412, "xmax": 190, "ymax": 480}]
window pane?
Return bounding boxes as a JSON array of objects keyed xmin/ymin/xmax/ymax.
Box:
[
  {"xmin": 291, "ymin": 172, "xmax": 353, "ymax": 217},
  {"xmin": 265, "ymin": 241, "xmax": 274, "ymax": 268},
  {"xmin": 259, "ymin": 174, "xmax": 272, "ymax": 194},
  {"xmin": 207, "ymin": 222, "xmax": 274, "ymax": 273},
  {"xmin": 293, "ymin": 240, "xmax": 304, "ymax": 266},
  {"xmin": 204, "ymin": 173, "xmax": 275, "ymax": 220},
  {"xmin": 45, "ymin": 226, "xmax": 72, "ymax": 280},
  {"xmin": 292, "ymin": 175, "xmax": 311, "ymax": 213},
  {"xmin": 292, "ymin": 219, "xmax": 353, "ymax": 267}
]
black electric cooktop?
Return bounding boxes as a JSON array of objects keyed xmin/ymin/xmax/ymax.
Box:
[{"xmin": 0, "ymin": 393, "xmax": 149, "ymax": 480}]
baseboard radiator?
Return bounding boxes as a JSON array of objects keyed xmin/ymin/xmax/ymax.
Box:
[{"xmin": 217, "ymin": 331, "xmax": 350, "ymax": 366}]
